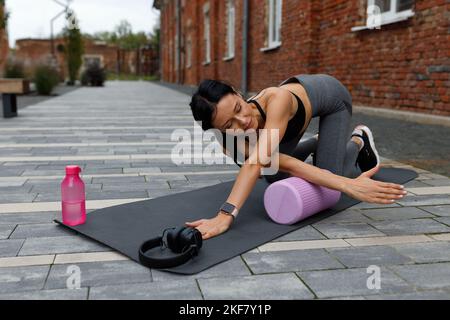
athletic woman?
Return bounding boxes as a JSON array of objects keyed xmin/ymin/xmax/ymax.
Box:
[{"xmin": 187, "ymin": 74, "xmax": 407, "ymax": 240}]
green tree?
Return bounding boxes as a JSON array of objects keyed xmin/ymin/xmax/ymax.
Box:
[
  {"xmin": 89, "ymin": 20, "xmax": 150, "ymax": 50},
  {"xmin": 63, "ymin": 12, "xmax": 84, "ymax": 85},
  {"xmin": 0, "ymin": 0, "xmax": 9, "ymax": 30}
]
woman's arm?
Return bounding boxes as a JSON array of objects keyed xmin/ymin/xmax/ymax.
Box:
[
  {"xmin": 278, "ymin": 153, "xmax": 407, "ymax": 204},
  {"xmin": 186, "ymin": 89, "xmax": 293, "ymax": 239}
]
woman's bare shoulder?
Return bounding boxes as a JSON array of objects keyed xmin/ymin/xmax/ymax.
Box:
[{"xmin": 248, "ymin": 87, "xmax": 279, "ymax": 101}]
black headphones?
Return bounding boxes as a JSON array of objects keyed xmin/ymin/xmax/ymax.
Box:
[{"xmin": 138, "ymin": 226, "xmax": 203, "ymax": 269}]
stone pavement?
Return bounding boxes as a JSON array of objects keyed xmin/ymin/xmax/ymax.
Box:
[{"xmin": 1, "ymin": 81, "xmax": 450, "ymax": 300}]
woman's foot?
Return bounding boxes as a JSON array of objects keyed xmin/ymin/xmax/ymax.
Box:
[{"xmin": 352, "ymin": 125, "xmax": 380, "ymax": 172}]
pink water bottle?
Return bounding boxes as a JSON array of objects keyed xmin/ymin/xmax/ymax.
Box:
[{"xmin": 61, "ymin": 165, "xmax": 86, "ymax": 226}]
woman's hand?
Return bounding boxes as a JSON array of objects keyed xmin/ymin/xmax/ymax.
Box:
[
  {"xmin": 344, "ymin": 165, "xmax": 407, "ymax": 204},
  {"xmin": 185, "ymin": 213, "xmax": 234, "ymax": 240}
]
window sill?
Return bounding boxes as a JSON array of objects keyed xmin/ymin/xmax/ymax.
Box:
[
  {"xmin": 222, "ymin": 55, "xmax": 235, "ymax": 61},
  {"xmin": 202, "ymin": 61, "xmax": 211, "ymax": 66},
  {"xmin": 351, "ymin": 10, "xmax": 415, "ymax": 32},
  {"xmin": 260, "ymin": 42, "xmax": 282, "ymax": 52}
]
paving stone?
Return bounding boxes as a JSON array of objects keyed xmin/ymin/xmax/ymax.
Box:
[
  {"xmin": 313, "ymin": 209, "xmax": 373, "ymax": 224},
  {"xmin": 19, "ymin": 236, "xmax": 110, "ymax": 256},
  {"xmin": 151, "ymin": 256, "xmax": 251, "ymax": 281},
  {"xmin": 0, "ymin": 180, "xmax": 27, "ymax": 187},
  {"xmin": 242, "ymin": 249, "xmax": 344, "ymax": 274},
  {"xmin": 89, "ymin": 279, "xmax": 202, "ymax": 300},
  {"xmin": 91, "ymin": 176, "xmax": 146, "ymax": 184},
  {"xmin": 122, "ymin": 167, "xmax": 161, "ymax": 173},
  {"xmin": 85, "ymin": 191, "xmax": 148, "ymax": 200},
  {"xmin": 0, "ymin": 239, "xmax": 24, "ymax": 257},
  {"xmin": 327, "ymin": 245, "xmax": 412, "ymax": 268},
  {"xmin": 0, "ymin": 265, "xmax": 50, "ymax": 294},
  {"xmin": 361, "ymin": 207, "xmax": 435, "ymax": 221},
  {"xmin": 101, "ymin": 182, "xmax": 169, "ymax": 191},
  {"xmin": 198, "ymin": 273, "xmax": 314, "ymax": 300},
  {"xmin": 352, "ymin": 202, "xmax": 401, "ymax": 210},
  {"xmin": 389, "ymin": 263, "xmax": 450, "ymax": 290},
  {"xmin": 45, "ymin": 260, "xmax": 151, "ymax": 289},
  {"xmin": 403, "ymin": 180, "xmax": 436, "ymax": 188},
  {"xmin": 33, "ymin": 194, "xmax": 65, "ymax": 202},
  {"xmin": 0, "ymin": 193, "xmax": 37, "ymax": 203},
  {"xmin": 370, "ymin": 219, "xmax": 450, "ymax": 235},
  {"xmin": 273, "ymin": 226, "xmax": 327, "ymax": 242},
  {"xmin": 0, "ymin": 225, "xmax": 15, "ymax": 239},
  {"xmin": 435, "ymin": 217, "xmax": 450, "ymax": 227},
  {"xmin": 10, "ymin": 223, "xmax": 76, "ymax": 239},
  {"xmin": 397, "ymin": 195, "xmax": 450, "ymax": 207},
  {"xmin": 82, "ymin": 168, "xmax": 123, "ymax": 174},
  {"xmin": 365, "ymin": 290, "xmax": 450, "ymax": 300},
  {"xmin": 312, "ymin": 223, "xmax": 385, "ymax": 238},
  {"xmin": 391, "ymin": 242, "xmax": 450, "ymax": 263},
  {"xmin": 422, "ymin": 179, "xmax": 450, "ymax": 187},
  {"xmin": 0, "ymin": 288, "xmax": 88, "ymax": 300},
  {"xmin": 0, "ymin": 212, "xmax": 58, "ymax": 225},
  {"xmin": 419, "ymin": 205, "xmax": 450, "ymax": 217},
  {"xmin": 297, "ymin": 267, "xmax": 412, "ymax": 298}
]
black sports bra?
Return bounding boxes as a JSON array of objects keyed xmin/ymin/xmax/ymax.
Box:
[{"xmin": 246, "ymin": 90, "xmax": 306, "ymax": 144}]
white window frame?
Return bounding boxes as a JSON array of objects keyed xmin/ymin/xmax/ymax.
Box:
[
  {"xmin": 352, "ymin": 0, "xmax": 415, "ymax": 32},
  {"xmin": 260, "ymin": 0, "xmax": 282, "ymax": 52},
  {"xmin": 203, "ymin": 3, "xmax": 211, "ymax": 65},
  {"xmin": 223, "ymin": 0, "xmax": 235, "ymax": 61}
]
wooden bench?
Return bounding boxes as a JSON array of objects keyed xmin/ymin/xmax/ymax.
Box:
[{"xmin": 0, "ymin": 79, "xmax": 30, "ymax": 118}]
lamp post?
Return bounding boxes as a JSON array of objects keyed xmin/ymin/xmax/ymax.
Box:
[{"xmin": 50, "ymin": 0, "xmax": 72, "ymax": 58}]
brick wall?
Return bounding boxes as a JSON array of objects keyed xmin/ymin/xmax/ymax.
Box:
[
  {"xmin": 0, "ymin": 2, "xmax": 9, "ymax": 76},
  {"xmin": 14, "ymin": 38, "xmax": 119, "ymax": 79},
  {"xmin": 158, "ymin": 0, "xmax": 450, "ymax": 116}
]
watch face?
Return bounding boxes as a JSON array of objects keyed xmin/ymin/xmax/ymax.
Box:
[{"xmin": 221, "ymin": 202, "xmax": 235, "ymax": 214}]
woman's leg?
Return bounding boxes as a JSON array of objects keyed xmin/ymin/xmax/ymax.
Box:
[
  {"xmin": 294, "ymin": 134, "xmax": 361, "ymax": 179},
  {"xmin": 314, "ymin": 97, "xmax": 365, "ymax": 180}
]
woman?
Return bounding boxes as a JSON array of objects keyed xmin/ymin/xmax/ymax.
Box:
[{"xmin": 187, "ymin": 74, "xmax": 406, "ymax": 240}]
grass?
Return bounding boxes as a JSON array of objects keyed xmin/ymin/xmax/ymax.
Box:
[{"xmin": 106, "ymin": 73, "xmax": 159, "ymax": 81}]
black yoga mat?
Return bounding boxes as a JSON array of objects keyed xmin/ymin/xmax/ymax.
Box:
[{"xmin": 55, "ymin": 167, "xmax": 417, "ymax": 275}]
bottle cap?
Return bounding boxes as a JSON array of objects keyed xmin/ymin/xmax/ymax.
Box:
[{"xmin": 65, "ymin": 165, "xmax": 81, "ymax": 175}]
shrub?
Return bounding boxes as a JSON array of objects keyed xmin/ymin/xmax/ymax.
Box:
[
  {"xmin": 63, "ymin": 16, "xmax": 84, "ymax": 86},
  {"xmin": 81, "ymin": 63, "xmax": 106, "ymax": 87},
  {"xmin": 34, "ymin": 65, "xmax": 59, "ymax": 95},
  {"xmin": 4, "ymin": 60, "xmax": 25, "ymax": 78}
]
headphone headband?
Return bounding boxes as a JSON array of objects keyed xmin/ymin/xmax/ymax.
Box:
[{"xmin": 138, "ymin": 227, "xmax": 202, "ymax": 269}]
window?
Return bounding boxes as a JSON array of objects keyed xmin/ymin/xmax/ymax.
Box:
[
  {"xmin": 352, "ymin": 0, "xmax": 415, "ymax": 31},
  {"xmin": 224, "ymin": 0, "xmax": 235, "ymax": 60},
  {"xmin": 203, "ymin": 3, "xmax": 211, "ymax": 65},
  {"xmin": 186, "ymin": 36, "xmax": 192, "ymax": 68},
  {"xmin": 261, "ymin": 0, "xmax": 282, "ymax": 51}
]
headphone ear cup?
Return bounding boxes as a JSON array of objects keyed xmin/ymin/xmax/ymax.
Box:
[
  {"xmin": 180, "ymin": 227, "xmax": 203, "ymax": 252},
  {"xmin": 166, "ymin": 227, "xmax": 185, "ymax": 252}
]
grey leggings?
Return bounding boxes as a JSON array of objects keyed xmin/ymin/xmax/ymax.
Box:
[{"xmin": 264, "ymin": 74, "xmax": 361, "ymax": 183}]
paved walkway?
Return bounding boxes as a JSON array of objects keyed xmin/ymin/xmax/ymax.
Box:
[{"xmin": 1, "ymin": 81, "xmax": 450, "ymax": 299}]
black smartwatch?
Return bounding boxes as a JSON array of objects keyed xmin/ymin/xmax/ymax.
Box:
[{"xmin": 219, "ymin": 202, "xmax": 239, "ymax": 220}]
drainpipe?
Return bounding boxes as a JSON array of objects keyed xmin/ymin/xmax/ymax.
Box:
[
  {"xmin": 176, "ymin": 0, "xmax": 181, "ymax": 84},
  {"xmin": 241, "ymin": 0, "xmax": 249, "ymax": 97}
]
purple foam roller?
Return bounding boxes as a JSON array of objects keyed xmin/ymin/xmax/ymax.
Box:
[{"xmin": 264, "ymin": 176, "xmax": 341, "ymax": 225}]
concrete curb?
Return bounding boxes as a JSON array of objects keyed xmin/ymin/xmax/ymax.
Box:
[{"xmin": 353, "ymin": 105, "xmax": 450, "ymax": 128}]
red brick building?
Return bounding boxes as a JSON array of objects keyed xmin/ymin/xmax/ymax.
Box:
[
  {"xmin": 13, "ymin": 37, "xmax": 159, "ymax": 80},
  {"xmin": 14, "ymin": 38, "xmax": 118, "ymax": 79},
  {"xmin": 154, "ymin": 0, "xmax": 450, "ymax": 116},
  {"xmin": 0, "ymin": 1, "xmax": 9, "ymax": 76}
]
